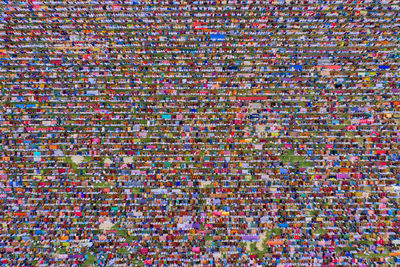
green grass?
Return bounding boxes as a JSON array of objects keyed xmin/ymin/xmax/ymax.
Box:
[
  {"xmin": 335, "ymin": 246, "xmax": 357, "ymax": 252},
  {"xmin": 55, "ymin": 248, "xmax": 67, "ymax": 254},
  {"xmin": 355, "ymin": 252, "xmax": 389, "ymax": 259},
  {"xmin": 249, "ymin": 242, "xmax": 266, "ymax": 259},
  {"xmin": 110, "ymin": 223, "xmax": 135, "ymax": 242},
  {"xmin": 132, "ymin": 257, "xmax": 145, "ymax": 266},
  {"xmin": 314, "ymin": 228, "xmax": 327, "ymax": 235},
  {"xmin": 245, "ymin": 228, "xmax": 283, "ymax": 258},
  {"xmin": 64, "ymin": 157, "xmax": 78, "ymax": 169},
  {"xmin": 358, "ymin": 240, "xmax": 374, "ymax": 246},
  {"xmin": 205, "ymin": 235, "xmax": 214, "ymax": 241},
  {"xmin": 280, "ymin": 150, "xmax": 314, "ymax": 168},
  {"xmin": 309, "ymin": 210, "xmax": 320, "ymax": 217},
  {"xmin": 131, "ymin": 188, "xmax": 141, "ymax": 194},
  {"xmin": 356, "ymin": 138, "xmax": 364, "ymax": 144},
  {"xmin": 116, "ymin": 228, "xmax": 134, "ymax": 242},
  {"xmin": 93, "ymin": 182, "xmax": 112, "ymax": 188},
  {"xmin": 118, "ymin": 247, "xmax": 130, "ymax": 255},
  {"xmin": 84, "ymin": 156, "xmax": 92, "ymax": 162},
  {"xmin": 203, "ymin": 183, "xmax": 214, "ymax": 189},
  {"xmin": 83, "ymin": 253, "xmax": 96, "ymax": 266}
]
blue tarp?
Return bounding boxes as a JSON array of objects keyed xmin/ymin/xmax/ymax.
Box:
[
  {"xmin": 291, "ymin": 65, "xmax": 303, "ymax": 71},
  {"xmin": 86, "ymin": 90, "xmax": 99, "ymax": 96},
  {"xmin": 210, "ymin": 34, "xmax": 226, "ymax": 41},
  {"xmin": 16, "ymin": 104, "xmax": 37, "ymax": 108},
  {"xmin": 250, "ymin": 114, "xmax": 260, "ymax": 119},
  {"xmin": 278, "ymin": 223, "xmax": 289, "ymax": 228}
]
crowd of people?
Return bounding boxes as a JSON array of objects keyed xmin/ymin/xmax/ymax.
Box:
[{"xmin": 1, "ymin": 0, "xmax": 400, "ymax": 266}]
